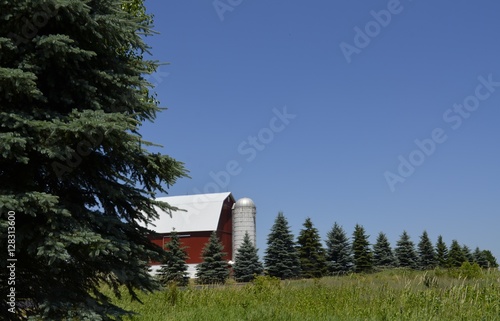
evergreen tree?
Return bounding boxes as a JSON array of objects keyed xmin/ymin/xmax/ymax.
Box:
[
  {"xmin": 481, "ymin": 250, "xmax": 499, "ymax": 268},
  {"xmin": 473, "ymin": 247, "xmax": 489, "ymax": 268},
  {"xmin": 233, "ymin": 232, "xmax": 263, "ymax": 282},
  {"xmin": 0, "ymin": 1, "xmax": 187, "ymax": 319},
  {"xmin": 395, "ymin": 231, "xmax": 418, "ymax": 269},
  {"xmin": 325, "ymin": 222, "xmax": 353, "ymax": 275},
  {"xmin": 264, "ymin": 212, "xmax": 301, "ymax": 279},
  {"xmin": 462, "ymin": 245, "xmax": 474, "ymax": 263},
  {"xmin": 373, "ymin": 232, "xmax": 397, "ymax": 268},
  {"xmin": 447, "ymin": 240, "xmax": 466, "ymax": 268},
  {"xmin": 157, "ymin": 230, "xmax": 189, "ymax": 286},
  {"xmin": 196, "ymin": 232, "xmax": 229, "ymax": 284},
  {"xmin": 351, "ymin": 224, "xmax": 373, "ymax": 273},
  {"xmin": 297, "ymin": 217, "xmax": 327, "ymax": 278},
  {"xmin": 417, "ymin": 231, "xmax": 436, "ymax": 270},
  {"xmin": 435, "ymin": 235, "xmax": 448, "ymax": 268}
]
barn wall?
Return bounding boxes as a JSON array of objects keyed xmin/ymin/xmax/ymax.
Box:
[
  {"xmin": 149, "ymin": 231, "xmax": 211, "ymax": 264},
  {"xmin": 216, "ymin": 197, "xmax": 234, "ymax": 261}
]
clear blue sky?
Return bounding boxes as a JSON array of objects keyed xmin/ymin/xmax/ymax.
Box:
[{"xmin": 141, "ymin": 0, "xmax": 500, "ymax": 261}]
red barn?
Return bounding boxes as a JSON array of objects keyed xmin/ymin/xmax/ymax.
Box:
[{"xmin": 146, "ymin": 192, "xmax": 235, "ymax": 277}]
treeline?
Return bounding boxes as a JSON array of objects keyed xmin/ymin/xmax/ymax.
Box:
[
  {"xmin": 264, "ymin": 212, "xmax": 498, "ymax": 279},
  {"xmin": 157, "ymin": 212, "xmax": 498, "ymax": 285}
]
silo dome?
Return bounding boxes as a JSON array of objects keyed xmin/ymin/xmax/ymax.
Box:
[
  {"xmin": 234, "ymin": 197, "xmax": 255, "ymax": 208},
  {"xmin": 232, "ymin": 197, "xmax": 257, "ymax": 260}
]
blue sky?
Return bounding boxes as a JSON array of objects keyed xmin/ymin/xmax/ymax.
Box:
[{"xmin": 141, "ymin": 0, "xmax": 500, "ymax": 260}]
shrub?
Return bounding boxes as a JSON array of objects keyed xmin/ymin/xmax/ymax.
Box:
[
  {"xmin": 251, "ymin": 275, "xmax": 282, "ymax": 293},
  {"xmin": 448, "ymin": 261, "xmax": 483, "ymax": 279}
]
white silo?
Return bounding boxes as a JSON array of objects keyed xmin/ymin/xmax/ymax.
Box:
[{"xmin": 232, "ymin": 197, "xmax": 256, "ymax": 260}]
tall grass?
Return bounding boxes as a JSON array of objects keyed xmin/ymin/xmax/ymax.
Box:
[{"xmin": 104, "ymin": 269, "xmax": 500, "ymax": 321}]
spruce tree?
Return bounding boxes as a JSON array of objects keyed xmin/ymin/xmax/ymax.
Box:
[
  {"xmin": 325, "ymin": 222, "xmax": 353, "ymax": 275},
  {"xmin": 351, "ymin": 224, "xmax": 373, "ymax": 273},
  {"xmin": 0, "ymin": 1, "xmax": 187, "ymax": 319},
  {"xmin": 481, "ymin": 250, "xmax": 499, "ymax": 268},
  {"xmin": 157, "ymin": 230, "xmax": 189, "ymax": 286},
  {"xmin": 417, "ymin": 231, "xmax": 436, "ymax": 270},
  {"xmin": 264, "ymin": 212, "xmax": 301, "ymax": 279},
  {"xmin": 395, "ymin": 231, "xmax": 418, "ymax": 269},
  {"xmin": 447, "ymin": 240, "xmax": 466, "ymax": 268},
  {"xmin": 233, "ymin": 232, "xmax": 263, "ymax": 282},
  {"xmin": 373, "ymin": 232, "xmax": 397, "ymax": 268},
  {"xmin": 473, "ymin": 247, "xmax": 489, "ymax": 268},
  {"xmin": 462, "ymin": 245, "xmax": 474, "ymax": 263},
  {"xmin": 435, "ymin": 235, "xmax": 448, "ymax": 268},
  {"xmin": 196, "ymin": 232, "xmax": 229, "ymax": 284},
  {"xmin": 297, "ymin": 217, "xmax": 327, "ymax": 278}
]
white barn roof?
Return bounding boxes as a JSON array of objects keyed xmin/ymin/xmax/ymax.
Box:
[{"xmin": 147, "ymin": 192, "xmax": 234, "ymax": 233}]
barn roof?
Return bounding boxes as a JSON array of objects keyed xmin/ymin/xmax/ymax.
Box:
[{"xmin": 146, "ymin": 192, "xmax": 234, "ymax": 233}]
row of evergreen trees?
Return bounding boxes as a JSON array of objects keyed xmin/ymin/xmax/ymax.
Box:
[
  {"xmin": 265, "ymin": 213, "xmax": 498, "ymax": 279},
  {"xmin": 158, "ymin": 213, "xmax": 498, "ymax": 285}
]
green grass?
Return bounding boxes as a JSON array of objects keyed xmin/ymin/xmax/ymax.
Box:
[{"xmin": 105, "ymin": 269, "xmax": 500, "ymax": 321}]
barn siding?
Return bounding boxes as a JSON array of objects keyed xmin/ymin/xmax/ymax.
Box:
[{"xmin": 216, "ymin": 197, "xmax": 233, "ymax": 261}]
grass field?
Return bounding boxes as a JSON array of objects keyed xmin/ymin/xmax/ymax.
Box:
[{"xmin": 106, "ymin": 268, "xmax": 500, "ymax": 321}]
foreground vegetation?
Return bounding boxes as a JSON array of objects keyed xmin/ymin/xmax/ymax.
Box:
[{"xmin": 106, "ymin": 268, "xmax": 500, "ymax": 321}]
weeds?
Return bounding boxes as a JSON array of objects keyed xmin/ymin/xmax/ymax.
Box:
[{"xmin": 103, "ymin": 269, "xmax": 500, "ymax": 321}]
